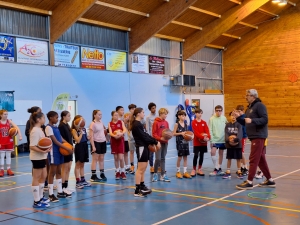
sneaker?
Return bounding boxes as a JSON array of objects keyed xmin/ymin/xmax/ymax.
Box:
[
  {"xmin": 66, "ymin": 188, "xmax": 75, "ymax": 193},
  {"xmin": 157, "ymin": 167, "xmax": 161, "ymax": 173},
  {"xmin": 120, "ymin": 172, "xmax": 127, "ymax": 180},
  {"xmin": 43, "ymin": 185, "xmax": 49, "ymax": 191},
  {"xmin": 57, "ymin": 192, "xmax": 66, "ymax": 198},
  {"xmin": 0, "ymin": 169, "xmax": 4, "ymax": 177},
  {"xmin": 255, "ymin": 171, "xmax": 264, "ymax": 179},
  {"xmin": 197, "ymin": 169, "xmax": 205, "ymax": 176},
  {"xmin": 49, "ymin": 194, "xmax": 59, "ymax": 202},
  {"xmin": 209, "ymin": 168, "xmax": 218, "ymax": 176},
  {"xmin": 63, "ymin": 188, "xmax": 72, "ymax": 198},
  {"xmin": 237, "ymin": 172, "xmax": 244, "ymax": 179},
  {"xmin": 125, "ymin": 167, "xmax": 130, "ymax": 174},
  {"xmin": 160, "ymin": 174, "xmax": 171, "ymax": 182},
  {"xmin": 241, "ymin": 168, "xmax": 249, "ymax": 176},
  {"xmin": 115, "ymin": 172, "xmax": 121, "ymax": 180},
  {"xmin": 223, "ymin": 173, "xmax": 231, "ymax": 179},
  {"xmin": 7, "ymin": 169, "xmax": 14, "ymax": 176},
  {"xmin": 81, "ymin": 180, "xmax": 91, "ymax": 187},
  {"xmin": 129, "ymin": 165, "xmax": 135, "ymax": 174},
  {"xmin": 176, "ymin": 172, "xmax": 183, "ymax": 179},
  {"xmin": 258, "ymin": 179, "xmax": 276, "ymax": 188},
  {"xmin": 236, "ymin": 181, "xmax": 254, "ymax": 190},
  {"xmin": 150, "ymin": 167, "xmax": 154, "ymax": 173},
  {"xmin": 141, "ymin": 185, "xmax": 152, "ymax": 194},
  {"xmin": 183, "ymin": 172, "xmax": 192, "ymax": 179},
  {"xmin": 90, "ymin": 175, "xmax": 102, "ymax": 182},
  {"xmin": 100, "ymin": 173, "xmax": 107, "ymax": 182},
  {"xmin": 134, "ymin": 189, "xmax": 147, "ymax": 198},
  {"xmin": 152, "ymin": 173, "xmax": 158, "ymax": 182},
  {"xmin": 217, "ymin": 168, "xmax": 225, "ymax": 176},
  {"xmin": 76, "ymin": 182, "xmax": 84, "ymax": 189},
  {"xmin": 191, "ymin": 169, "xmax": 196, "ymax": 177},
  {"xmin": 33, "ymin": 201, "xmax": 49, "ymax": 208},
  {"xmin": 40, "ymin": 196, "xmax": 50, "ymax": 204}
]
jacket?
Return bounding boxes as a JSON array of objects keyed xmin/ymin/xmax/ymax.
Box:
[
  {"xmin": 209, "ymin": 115, "xmax": 227, "ymax": 143},
  {"xmin": 225, "ymin": 121, "xmax": 243, "ymax": 149},
  {"xmin": 191, "ymin": 119, "xmax": 211, "ymax": 146},
  {"xmin": 152, "ymin": 117, "xmax": 169, "ymax": 143},
  {"xmin": 236, "ymin": 98, "xmax": 268, "ymax": 140}
]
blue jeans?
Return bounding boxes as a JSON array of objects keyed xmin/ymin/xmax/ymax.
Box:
[{"xmin": 149, "ymin": 152, "xmax": 154, "ymax": 167}]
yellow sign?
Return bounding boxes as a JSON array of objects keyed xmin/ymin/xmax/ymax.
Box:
[{"xmin": 105, "ymin": 50, "xmax": 127, "ymax": 71}]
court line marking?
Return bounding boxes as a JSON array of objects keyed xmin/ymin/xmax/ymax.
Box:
[{"xmin": 152, "ymin": 168, "xmax": 300, "ymax": 225}]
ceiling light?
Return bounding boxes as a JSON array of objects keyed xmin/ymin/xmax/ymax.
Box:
[
  {"xmin": 272, "ymin": 0, "xmax": 280, "ymax": 2},
  {"xmin": 278, "ymin": 0, "xmax": 287, "ymax": 5}
]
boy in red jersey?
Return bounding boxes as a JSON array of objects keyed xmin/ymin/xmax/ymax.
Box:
[{"xmin": 191, "ymin": 108, "xmax": 210, "ymax": 176}]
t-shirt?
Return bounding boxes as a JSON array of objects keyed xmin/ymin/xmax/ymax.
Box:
[
  {"xmin": 146, "ymin": 113, "xmax": 156, "ymax": 135},
  {"xmin": 89, "ymin": 121, "xmax": 106, "ymax": 143},
  {"xmin": 119, "ymin": 118, "xmax": 128, "ymax": 141},
  {"xmin": 29, "ymin": 127, "xmax": 48, "ymax": 160},
  {"xmin": 209, "ymin": 115, "xmax": 227, "ymax": 144}
]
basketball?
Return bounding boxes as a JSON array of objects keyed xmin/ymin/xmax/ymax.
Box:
[
  {"xmin": 37, "ymin": 137, "xmax": 52, "ymax": 151},
  {"xmin": 199, "ymin": 133, "xmax": 208, "ymax": 143},
  {"xmin": 148, "ymin": 144, "xmax": 157, "ymax": 153},
  {"xmin": 124, "ymin": 113, "xmax": 131, "ymax": 119},
  {"xmin": 113, "ymin": 129, "xmax": 123, "ymax": 135},
  {"xmin": 183, "ymin": 131, "xmax": 194, "ymax": 141},
  {"xmin": 74, "ymin": 117, "xmax": 85, "ymax": 128},
  {"xmin": 229, "ymin": 135, "xmax": 238, "ymax": 146},
  {"xmin": 59, "ymin": 142, "xmax": 73, "ymax": 156},
  {"xmin": 8, "ymin": 127, "xmax": 18, "ymax": 137},
  {"xmin": 162, "ymin": 128, "xmax": 173, "ymax": 140}
]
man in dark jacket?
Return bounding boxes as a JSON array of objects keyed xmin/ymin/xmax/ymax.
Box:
[{"xmin": 233, "ymin": 89, "xmax": 275, "ymax": 190}]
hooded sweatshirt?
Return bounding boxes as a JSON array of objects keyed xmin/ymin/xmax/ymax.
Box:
[
  {"xmin": 236, "ymin": 98, "xmax": 268, "ymax": 140},
  {"xmin": 152, "ymin": 117, "xmax": 169, "ymax": 143},
  {"xmin": 209, "ymin": 114, "xmax": 227, "ymax": 144},
  {"xmin": 192, "ymin": 119, "xmax": 211, "ymax": 146},
  {"xmin": 225, "ymin": 121, "xmax": 243, "ymax": 149}
]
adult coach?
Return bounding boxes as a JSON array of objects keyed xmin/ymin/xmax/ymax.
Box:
[{"xmin": 233, "ymin": 89, "xmax": 275, "ymax": 190}]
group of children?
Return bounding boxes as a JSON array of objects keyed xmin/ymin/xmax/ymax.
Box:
[{"xmin": 0, "ymin": 102, "xmax": 263, "ymax": 204}]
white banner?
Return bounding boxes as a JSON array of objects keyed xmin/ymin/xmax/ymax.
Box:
[
  {"xmin": 54, "ymin": 43, "xmax": 80, "ymax": 68},
  {"xmin": 132, "ymin": 54, "xmax": 149, "ymax": 73},
  {"xmin": 16, "ymin": 38, "xmax": 48, "ymax": 65}
]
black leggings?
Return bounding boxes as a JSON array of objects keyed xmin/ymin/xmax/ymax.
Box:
[{"xmin": 193, "ymin": 151, "xmax": 204, "ymax": 167}]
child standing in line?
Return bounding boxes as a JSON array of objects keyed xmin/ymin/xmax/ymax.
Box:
[
  {"xmin": 173, "ymin": 111, "xmax": 191, "ymax": 179},
  {"xmin": 109, "ymin": 111, "xmax": 127, "ymax": 180},
  {"xmin": 45, "ymin": 111, "xmax": 73, "ymax": 202},
  {"xmin": 146, "ymin": 102, "xmax": 157, "ymax": 173},
  {"xmin": 223, "ymin": 112, "xmax": 243, "ymax": 179},
  {"xmin": 127, "ymin": 104, "xmax": 137, "ymax": 174},
  {"xmin": 58, "ymin": 111, "xmax": 73, "ymax": 196},
  {"xmin": 0, "ymin": 109, "xmax": 22, "ymax": 176},
  {"xmin": 152, "ymin": 108, "xmax": 170, "ymax": 182},
  {"xmin": 89, "ymin": 110, "xmax": 107, "ymax": 182},
  {"xmin": 29, "ymin": 112, "xmax": 51, "ymax": 208},
  {"xmin": 71, "ymin": 115, "xmax": 91, "ymax": 189},
  {"xmin": 191, "ymin": 108, "xmax": 210, "ymax": 176}
]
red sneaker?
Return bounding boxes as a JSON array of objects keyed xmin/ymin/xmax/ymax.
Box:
[
  {"xmin": 120, "ymin": 172, "xmax": 127, "ymax": 180},
  {"xmin": 0, "ymin": 169, "xmax": 4, "ymax": 177},
  {"xmin": 7, "ymin": 169, "xmax": 14, "ymax": 176},
  {"xmin": 115, "ymin": 172, "xmax": 121, "ymax": 180}
]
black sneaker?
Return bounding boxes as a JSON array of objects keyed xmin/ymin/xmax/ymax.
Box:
[
  {"xmin": 134, "ymin": 189, "xmax": 147, "ymax": 198},
  {"xmin": 242, "ymin": 168, "xmax": 249, "ymax": 176},
  {"xmin": 141, "ymin": 185, "xmax": 152, "ymax": 195},
  {"xmin": 100, "ymin": 173, "xmax": 107, "ymax": 182},
  {"xmin": 258, "ymin": 179, "xmax": 276, "ymax": 188},
  {"xmin": 125, "ymin": 168, "xmax": 130, "ymax": 174},
  {"xmin": 236, "ymin": 181, "xmax": 253, "ymax": 190},
  {"xmin": 49, "ymin": 194, "xmax": 59, "ymax": 202},
  {"xmin": 57, "ymin": 192, "xmax": 66, "ymax": 198},
  {"xmin": 90, "ymin": 175, "xmax": 102, "ymax": 183}
]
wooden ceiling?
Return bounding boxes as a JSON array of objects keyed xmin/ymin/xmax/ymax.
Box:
[{"xmin": 0, "ymin": 0, "xmax": 298, "ymax": 58}]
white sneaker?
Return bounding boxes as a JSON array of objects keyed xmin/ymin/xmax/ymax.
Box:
[
  {"xmin": 255, "ymin": 171, "xmax": 264, "ymax": 179},
  {"xmin": 63, "ymin": 188, "xmax": 72, "ymax": 195},
  {"xmin": 67, "ymin": 188, "xmax": 75, "ymax": 193}
]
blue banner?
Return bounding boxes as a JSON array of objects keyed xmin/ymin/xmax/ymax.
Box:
[
  {"xmin": 0, "ymin": 36, "xmax": 14, "ymax": 62},
  {"xmin": 0, "ymin": 91, "xmax": 14, "ymax": 112}
]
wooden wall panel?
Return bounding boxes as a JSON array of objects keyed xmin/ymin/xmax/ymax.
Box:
[{"xmin": 224, "ymin": 3, "xmax": 300, "ymax": 127}]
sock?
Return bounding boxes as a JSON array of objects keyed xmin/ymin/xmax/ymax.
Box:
[
  {"xmin": 183, "ymin": 167, "xmax": 187, "ymax": 173},
  {"xmin": 81, "ymin": 176, "xmax": 85, "ymax": 181},
  {"xmin": 0, "ymin": 166, "xmax": 4, "ymax": 170},
  {"xmin": 211, "ymin": 156, "xmax": 217, "ymax": 169},
  {"xmin": 269, "ymin": 178, "xmax": 274, "ymax": 182},
  {"xmin": 65, "ymin": 180, "xmax": 68, "ymax": 188},
  {"xmin": 217, "ymin": 164, "xmax": 220, "ymax": 170},
  {"xmin": 121, "ymin": 168, "xmax": 125, "ymax": 173},
  {"xmin": 193, "ymin": 166, "xmax": 196, "ymax": 170},
  {"xmin": 140, "ymin": 181, "xmax": 145, "ymax": 187},
  {"xmin": 39, "ymin": 183, "xmax": 44, "ymax": 199},
  {"xmin": 91, "ymin": 170, "xmax": 96, "ymax": 176},
  {"xmin": 100, "ymin": 169, "xmax": 104, "ymax": 174},
  {"xmin": 244, "ymin": 165, "xmax": 248, "ymax": 169},
  {"xmin": 62, "ymin": 182, "xmax": 66, "ymax": 189},
  {"xmin": 44, "ymin": 180, "xmax": 48, "ymax": 186},
  {"xmin": 56, "ymin": 179, "xmax": 62, "ymax": 193},
  {"xmin": 49, "ymin": 184, "xmax": 54, "ymax": 195},
  {"xmin": 177, "ymin": 167, "xmax": 180, "ymax": 172},
  {"xmin": 116, "ymin": 168, "xmax": 119, "ymax": 172},
  {"xmin": 247, "ymin": 180, "xmax": 253, "ymax": 184},
  {"xmin": 242, "ymin": 165, "xmax": 246, "ymax": 169},
  {"xmin": 135, "ymin": 184, "xmax": 141, "ymax": 191},
  {"xmin": 32, "ymin": 186, "xmax": 40, "ymax": 202},
  {"xmin": 198, "ymin": 165, "xmax": 202, "ymax": 170},
  {"xmin": 130, "ymin": 162, "xmax": 134, "ymax": 166},
  {"xmin": 76, "ymin": 178, "xmax": 80, "ymax": 182},
  {"xmin": 7, "ymin": 166, "xmax": 10, "ymax": 170}
]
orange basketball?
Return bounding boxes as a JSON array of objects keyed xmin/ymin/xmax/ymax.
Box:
[
  {"xmin": 183, "ymin": 131, "xmax": 194, "ymax": 141},
  {"xmin": 74, "ymin": 117, "xmax": 85, "ymax": 128},
  {"xmin": 162, "ymin": 129, "xmax": 173, "ymax": 140},
  {"xmin": 59, "ymin": 142, "xmax": 73, "ymax": 156},
  {"xmin": 229, "ymin": 135, "xmax": 238, "ymax": 146},
  {"xmin": 113, "ymin": 129, "xmax": 123, "ymax": 135},
  {"xmin": 148, "ymin": 145, "xmax": 157, "ymax": 153},
  {"xmin": 8, "ymin": 127, "xmax": 18, "ymax": 137},
  {"xmin": 124, "ymin": 113, "xmax": 131, "ymax": 119},
  {"xmin": 37, "ymin": 137, "xmax": 52, "ymax": 151}
]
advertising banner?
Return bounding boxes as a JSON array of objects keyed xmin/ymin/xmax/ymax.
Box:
[
  {"xmin": 106, "ymin": 50, "xmax": 127, "ymax": 71},
  {"xmin": 0, "ymin": 36, "xmax": 14, "ymax": 62},
  {"xmin": 149, "ymin": 55, "xmax": 165, "ymax": 74},
  {"xmin": 131, "ymin": 54, "xmax": 149, "ymax": 73},
  {"xmin": 54, "ymin": 43, "xmax": 80, "ymax": 68},
  {"xmin": 81, "ymin": 47, "xmax": 105, "ymax": 70}
]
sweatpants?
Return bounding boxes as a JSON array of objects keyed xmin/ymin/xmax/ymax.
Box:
[{"xmin": 154, "ymin": 143, "xmax": 168, "ymax": 176}]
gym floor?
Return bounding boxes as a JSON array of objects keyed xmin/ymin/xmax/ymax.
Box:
[{"xmin": 0, "ymin": 129, "xmax": 299, "ymax": 225}]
